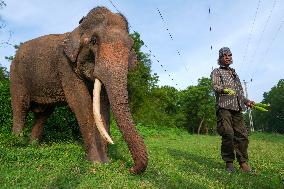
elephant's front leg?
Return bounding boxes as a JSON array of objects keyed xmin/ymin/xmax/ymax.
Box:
[
  {"xmin": 60, "ymin": 70, "xmax": 102, "ymax": 163},
  {"xmin": 96, "ymin": 86, "xmax": 110, "ymax": 163}
]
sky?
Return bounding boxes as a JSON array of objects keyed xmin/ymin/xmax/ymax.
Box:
[{"xmin": 0, "ymin": 0, "xmax": 283, "ymax": 102}]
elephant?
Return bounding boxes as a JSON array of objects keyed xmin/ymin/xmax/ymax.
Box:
[{"xmin": 10, "ymin": 6, "xmax": 148, "ymax": 174}]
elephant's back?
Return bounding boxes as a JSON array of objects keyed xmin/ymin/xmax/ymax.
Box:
[
  {"xmin": 11, "ymin": 34, "xmax": 65, "ymax": 77},
  {"xmin": 10, "ymin": 34, "xmax": 67, "ymax": 103}
]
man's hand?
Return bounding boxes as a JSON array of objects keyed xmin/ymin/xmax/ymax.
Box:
[
  {"xmin": 223, "ymin": 88, "xmax": 236, "ymax": 95},
  {"xmin": 246, "ymin": 100, "xmax": 255, "ymax": 108}
]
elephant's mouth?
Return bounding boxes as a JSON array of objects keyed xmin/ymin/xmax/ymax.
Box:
[{"xmin": 93, "ymin": 78, "xmax": 114, "ymax": 144}]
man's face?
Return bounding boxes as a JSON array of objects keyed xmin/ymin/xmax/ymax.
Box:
[{"xmin": 221, "ymin": 53, "xmax": 232, "ymax": 66}]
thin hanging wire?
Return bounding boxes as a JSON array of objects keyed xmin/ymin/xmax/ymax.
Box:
[
  {"xmin": 241, "ymin": 0, "xmax": 262, "ymax": 66},
  {"xmin": 249, "ymin": 0, "xmax": 277, "ymax": 66},
  {"xmin": 156, "ymin": 8, "xmax": 189, "ymax": 73},
  {"xmin": 209, "ymin": 6, "xmax": 213, "ymax": 51},
  {"xmin": 106, "ymin": 0, "xmax": 179, "ymax": 87},
  {"xmin": 208, "ymin": 5, "xmax": 215, "ymax": 71},
  {"xmin": 259, "ymin": 19, "xmax": 284, "ymax": 65}
]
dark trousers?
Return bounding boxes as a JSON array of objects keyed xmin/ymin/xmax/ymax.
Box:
[{"xmin": 216, "ymin": 108, "xmax": 249, "ymax": 163}]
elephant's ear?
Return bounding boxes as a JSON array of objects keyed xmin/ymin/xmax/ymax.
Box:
[{"xmin": 63, "ymin": 28, "xmax": 81, "ymax": 62}]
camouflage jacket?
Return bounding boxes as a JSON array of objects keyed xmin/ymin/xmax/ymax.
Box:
[{"xmin": 210, "ymin": 66, "xmax": 248, "ymax": 111}]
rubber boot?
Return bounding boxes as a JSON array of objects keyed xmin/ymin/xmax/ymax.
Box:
[
  {"xmin": 239, "ymin": 162, "xmax": 251, "ymax": 172},
  {"xmin": 226, "ymin": 162, "xmax": 235, "ymax": 173}
]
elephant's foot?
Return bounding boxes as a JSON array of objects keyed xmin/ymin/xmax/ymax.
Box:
[
  {"xmin": 30, "ymin": 125, "xmax": 43, "ymax": 140},
  {"xmin": 86, "ymin": 148, "xmax": 110, "ymax": 163},
  {"xmin": 30, "ymin": 125, "xmax": 43, "ymax": 143},
  {"xmin": 100, "ymin": 154, "xmax": 110, "ymax": 163},
  {"xmin": 12, "ymin": 131, "xmax": 24, "ymax": 137},
  {"xmin": 30, "ymin": 127, "xmax": 42, "ymax": 145},
  {"xmin": 86, "ymin": 147, "xmax": 103, "ymax": 163},
  {"xmin": 12, "ymin": 124, "xmax": 24, "ymax": 136},
  {"xmin": 29, "ymin": 136, "xmax": 40, "ymax": 144},
  {"xmin": 88, "ymin": 156, "xmax": 110, "ymax": 164},
  {"xmin": 29, "ymin": 138, "xmax": 40, "ymax": 146}
]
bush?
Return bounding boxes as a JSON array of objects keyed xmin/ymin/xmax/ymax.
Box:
[
  {"xmin": 0, "ymin": 80, "xmax": 12, "ymax": 134},
  {"xmin": 44, "ymin": 107, "xmax": 81, "ymax": 142},
  {"xmin": 0, "ymin": 79, "xmax": 81, "ymax": 142}
]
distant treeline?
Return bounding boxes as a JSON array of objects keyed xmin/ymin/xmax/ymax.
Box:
[{"xmin": 244, "ymin": 79, "xmax": 284, "ymax": 133}]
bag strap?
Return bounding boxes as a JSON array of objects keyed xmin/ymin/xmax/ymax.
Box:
[{"xmin": 217, "ymin": 68, "xmax": 224, "ymax": 85}]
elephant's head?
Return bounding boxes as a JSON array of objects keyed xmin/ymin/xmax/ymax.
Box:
[{"xmin": 62, "ymin": 7, "xmax": 147, "ymax": 174}]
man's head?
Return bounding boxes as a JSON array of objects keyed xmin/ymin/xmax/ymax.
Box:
[{"xmin": 218, "ymin": 47, "xmax": 233, "ymax": 66}]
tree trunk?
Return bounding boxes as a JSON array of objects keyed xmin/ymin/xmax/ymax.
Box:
[{"xmin": 197, "ymin": 116, "xmax": 204, "ymax": 135}]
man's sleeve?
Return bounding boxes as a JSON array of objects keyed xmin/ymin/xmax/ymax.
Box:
[{"xmin": 210, "ymin": 69, "xmax": 224, "ymax": 94}]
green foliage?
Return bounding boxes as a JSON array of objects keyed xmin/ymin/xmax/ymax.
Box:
[
  {"xmin": 135, "ymin": 86, "xmax": 184, "ymax": 128},
  {"xmin": 252, "ymin": 79, "xmax": 284, "ymax": 133},
  {"xmin": 128, "ymin": 32, "xmax": 158, "ymax": 116},
  {"xmin": 4, "ymin": 55, "xmax": 13, "ymax": 61},
  {"xmin": 4, "ymin": 43, "xmax": 22, "ymax": 63},
  {"xmin": 1, "ymin": 44, "xmax": 21, "ymax": 80},
  {"xmin": 0, "ymin": 65, "xmax": 9, "ymax": 80},
  {"xmin": 179, "ymin": 77, "xmax": 216, "ymax": 134},
  {"xmin": 44, "ymin": 107, "xmax": 81, "ymax": 142},
  {"xmin": 0, "ymin": 78, "xmax": 79, "ymax": 141},
  {"xmin": 0, "ymin": 80, "xmax": 12, "ymax": 134}
]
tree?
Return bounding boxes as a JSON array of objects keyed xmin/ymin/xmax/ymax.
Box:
[
  {"xmin": 253, "ymin": 79, "xmax": 284, "ymax": 133},
  {"xmin": 1, "ymin": 44, "xmax": 22, "ymax": 79},
  {"xmin": 0, "ymin": 1, "xmax": 6, "ymax": 9},
  {"xmin": 128, "ymin": 32, "xmax": 158, "ymax": 121},
  {"xmin": 137, "ymin": 85, "xmax": 182, "ymax": 127},
  {"xmin": 0, "ymin": 64, "xmax": 9, "ymax": 80},
  {"xmin": 179, "ymin": 77, "xmax": 216, "ymax": 134}
]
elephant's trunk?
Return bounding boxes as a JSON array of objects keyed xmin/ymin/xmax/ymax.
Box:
[
  {"xmin": 107, "ymin": 76, "xmax": 148, "ymax": 174},
  {"xmin": 93, "ymin": 41, "xmax": 148, "ymax": 173}
]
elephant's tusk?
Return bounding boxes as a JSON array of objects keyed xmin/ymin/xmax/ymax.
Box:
[{"xmin": 93, "ymin": 79, "xmax": 114, "ymax": 144}]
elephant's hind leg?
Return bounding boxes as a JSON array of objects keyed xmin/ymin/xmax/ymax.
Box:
[
  {"xmin": 11, "ymin": 83, "xmax": 30, "ymax": 136},
  {"xmin": 30, "ymin": 107, "xmax": 54, "ymax": 142}
]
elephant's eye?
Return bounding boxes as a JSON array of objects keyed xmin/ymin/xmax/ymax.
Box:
[{"xmin": 91, "ymin": 37, "xmax": 97, "ymax": 45}]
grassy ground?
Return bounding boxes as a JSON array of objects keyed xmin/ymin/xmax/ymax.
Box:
[{"xmin": 0, "ymin": 125, "xmax": 283, "ymax": 189}]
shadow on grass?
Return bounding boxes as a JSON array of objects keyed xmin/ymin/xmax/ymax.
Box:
[
  {"xmin": 108, "ymin": 141, "xmax": 206, "ymax": 188},
  {"xmin": 141, "ymin": 166, "xmax": 206, "ymax": 189},
  {"xmin": 47, "ymin": 166, "xmax": 84, "ymax": 189},
  {"xmin": 250, "ymin": 132, "xmax": 284, "ymax": 144},
  {"xmin": 108, "ymin": 143, "xmax": 128, "ymax": 161},
  {"xmin": 168, "ymin": 148, "xmax": 223, "ymax": 169},
  {"xmin": 167, "ymin": 148, "xmax": 282, "ymax": 189}
]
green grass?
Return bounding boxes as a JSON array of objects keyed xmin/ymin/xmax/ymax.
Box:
[{"xmin": 0, "ymin": 125, "xmax": 283, "ymax": 189}]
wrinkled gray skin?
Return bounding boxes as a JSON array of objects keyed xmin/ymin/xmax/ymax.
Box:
[{"xmin": 10, "ymin": 7, "xmax": 148, "ymax": 174}]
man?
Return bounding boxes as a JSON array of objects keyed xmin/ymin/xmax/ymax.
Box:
[{"xmin": 210, "ymin": 47, "xmax": 254, "ymax": 173}]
